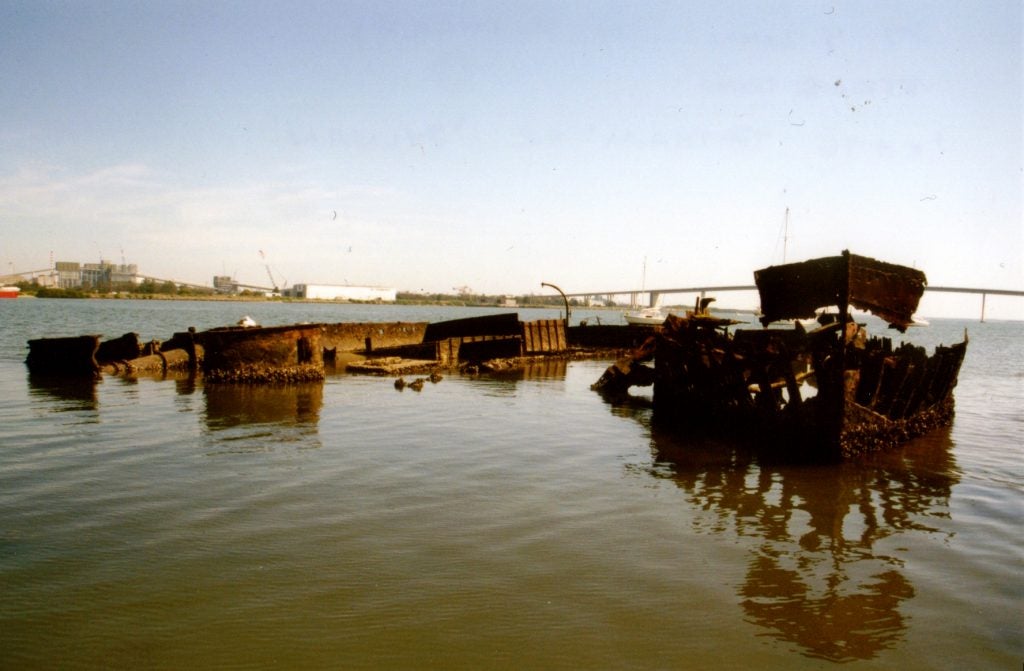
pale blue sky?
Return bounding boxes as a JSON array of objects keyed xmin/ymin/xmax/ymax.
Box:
[{"xmin": 2, "ymin": 1, "xmax": 1021, "ymax": 317}]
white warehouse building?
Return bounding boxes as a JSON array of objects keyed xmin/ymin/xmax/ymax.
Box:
[{"xmin": 286, "ymin": 284, "xmax": 397, "ymax": 302}]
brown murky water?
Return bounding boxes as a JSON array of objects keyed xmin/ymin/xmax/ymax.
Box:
[{"xmin": 1, "ymin": 300, "xmax": 1020, "ymax": 669}]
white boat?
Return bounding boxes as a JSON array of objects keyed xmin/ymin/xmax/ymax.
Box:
[
  {"xmin": 624, "ymin": 306, "xmax": 669, "ymax": 325},
  {"xmin": 624, "ymin": 256, "xmax": 670, "ymax": 325}
]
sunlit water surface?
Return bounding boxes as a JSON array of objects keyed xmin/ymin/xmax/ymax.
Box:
[{"xmin": 1, "ymin": 299, "xmax": 1020, "ymax": 669}]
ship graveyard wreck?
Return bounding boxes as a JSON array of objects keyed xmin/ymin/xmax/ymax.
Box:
[
  {"xmin": 25, "ymin": 312, "xmax": 645, "ymax": 383},
  {"xmin": 593, "ymin": 251, "xmax": 968, "ymax": 460},
  {"xmin": 24, "ymin": 251, "xmax": 967, "ymax": 461}
]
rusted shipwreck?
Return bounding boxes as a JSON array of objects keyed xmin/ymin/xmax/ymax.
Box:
[
  {"xmin": 24, "ymin": 324, "xmax": 325, "ymax": 383},
  {"xmin": 593, "ymin": 251, "xmax": 968, "ymax": 460},
  {"xmin": 25, "ymin": 312, "xmax": 644, "ymax": 383}
]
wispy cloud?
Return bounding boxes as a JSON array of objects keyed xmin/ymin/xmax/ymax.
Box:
[{"xmin": 0, "ymin": 163, "xmax": 450, "ymax": 286}]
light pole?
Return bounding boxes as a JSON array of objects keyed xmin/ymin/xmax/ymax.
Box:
[{"xmin": 540, "ymin": 282, "xmax": 570, "ymax": 328}]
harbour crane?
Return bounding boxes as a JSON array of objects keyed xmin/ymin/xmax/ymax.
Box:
[{"xmin": 258, "ymin": 250, "xmax": 285, "ymax": 294}]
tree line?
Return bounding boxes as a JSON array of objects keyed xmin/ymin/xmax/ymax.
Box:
[{"xmin": 16, "ymin": 279, "xmax": 216, "ymax": 298}]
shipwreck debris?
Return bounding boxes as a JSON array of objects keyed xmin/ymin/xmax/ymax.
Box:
[
  {"xmin": 595, "ymin": 251, "xmax": 968, "ymax": 460},
  {"xmin": 348, "ymin": 357, "xmax": 440, "ymax": 376},
  {"xmin": 26, "ymin": 335, "xmax": 104, "ymax": 378},
  {"xmin": 25, "ymin": 310, "xmax": 636, "ymax": 386},
  {"xmin": 200, "ymin": 323, "xmax": 326, "ymax": 383}
]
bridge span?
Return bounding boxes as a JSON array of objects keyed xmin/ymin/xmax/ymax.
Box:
[{"xmin": 558, "ymin": 284, "xmax": 1024, "ymax": 322}]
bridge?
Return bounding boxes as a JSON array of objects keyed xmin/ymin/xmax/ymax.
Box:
[{"xmin": 554, "ymin": 284, "xmax": 1024, "ymax": 322}]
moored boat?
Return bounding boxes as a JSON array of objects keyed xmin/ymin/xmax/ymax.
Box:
[
  {"xmin": 0, "ymin": 286, "xmax": 20, "ymax": 299},
  {"xmin": 624, "ymin": 306, "xmax": 669, "ymax": 325}
]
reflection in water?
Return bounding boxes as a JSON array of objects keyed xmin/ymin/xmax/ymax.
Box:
[
  {"xmin": 27, "ymin": 373, "xmax": 99, "ymax": 414},
  {"xmin": 203, "ymin": 383, "xmax": 323, "ymax": 452},
  {"xmin": 647, "ymin": 423, "xmax": 958, "ymax": 662},
  {"xmin": 515, "ymin": 359, "xmax": 568, "ymax": 381},
  {"xmin": 469, "ymin": 359, "xmax": 570, "ymax": 396},
  {"xmin": 204, "ymin": 382, "xmax": 323, "ymax": 428},
  {"xmin": 174, "ymin": 372, "xmax": 198, "ymax": 396},
  {"xmin": 596, "ymin": 388, "xmax": 653, "ymax": 422},
  {"xmin": 121, "ymin": 367, "xmax": 199, "ymax": 393}
]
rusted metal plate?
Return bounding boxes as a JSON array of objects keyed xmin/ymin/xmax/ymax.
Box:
[
  {"xmin": 422, "ymin": 313, "xmax": 521, "ymax": 342},
  {"xmin": 522, "ymin": 319, "xmax": 567, "ymax": 354},
  {"xmin": 321, "ymin": 322, "xmax": 426, "ymax": 352},
  {"xmin": 754, "ymin": 251, "xmax": 926, "ymax": 330},
  {"xmin": 199, "ymin": 324, "xmax": 325, "ymax": 383},
  {"xmin": 96, "ymin": 332, "xmax": 143, "ymax": 364},
  {"xmin": 846, "ymin": 254, "xmax": 927, "ymax": 329},
  {"xmin": 457, "ymin": 335, "xmax": 522, "ymax": 361},
  {"xmin": 26, "ymin": 335, "xmax": 101, "ymax": 377}
]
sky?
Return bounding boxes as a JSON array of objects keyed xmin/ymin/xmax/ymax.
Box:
[{"xmin": 1, "ymin": 1, "xmax": 1021, "ymax": 318}]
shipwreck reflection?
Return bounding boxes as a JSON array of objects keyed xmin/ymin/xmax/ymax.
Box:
[
  {"xmin": 203, "ymin": 382, "xmax": 323, "ymax": 431},
  {"xmin": 466, "ymin": 359, "xmax": 570, "ymax": 397},
  {"xmin": 596, "ymin": 387, "xmax": 653, "ymax": 422},
  {"xmin": 648, "ymin": 427, "xmax": 958, "ymax": 662},
  {"xmin": 27, "ymin": 373, "xmax": 99, "ymax": 414},
  {"xmin": 174, "ymin": 372, "xmax": 198, "ymax": 396},
  {"xmin": 119, "ymin": 367, "xmax": 199, "ymax": 393}
]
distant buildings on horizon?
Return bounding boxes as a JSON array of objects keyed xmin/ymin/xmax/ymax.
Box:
[
  {"xmin": 16, "ymin": 259, "xmax": 391, "ymax": 303},
  {"xmin": 51, "ymin": 260, "xmax": 141, "ymax": 289},
  {"xmin": 213, "ymin": 275, "xmax": 396, "ymax": 301},
  {"xmin": 284, "ymin": 284, "xmax": 397, "ymax": 302}
]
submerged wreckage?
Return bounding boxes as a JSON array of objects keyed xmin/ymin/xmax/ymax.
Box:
[
  {"xmin": 24, "ymin": 312, "xmax": 642, "ymax": 383},
  {"xmin": 594, "ymin": 251, "xmax": 967, "ymax": 460},
  {"xmin": 24, "ymin": 251, "xmax": 966, "ymax": 461}
]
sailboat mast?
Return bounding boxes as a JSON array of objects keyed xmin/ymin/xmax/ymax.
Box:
[
  {"xmin": 783, "ymin": 207, "xmax": 789, "ymax": 263},
  {"xmin": 637, "ymin": 256, "xmax": 647, "ymax": 310}
]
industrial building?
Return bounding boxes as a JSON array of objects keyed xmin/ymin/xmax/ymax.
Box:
[
  {"xmin": 213, "ymin": 275, "xmax": 238, "ymax": 293},
  {"xmin": 14, "ymin": 258, "xmax": 395, "ymax": 300},
  {"xmin": 30, "ymin": 259, "xmax": 205, "ymax": 292},
  {"xmin": 55, "ymin": 261, "xmax": 140, "ymax": 288},
  {"xmin": 285, "ymin": 284, "xmax": 396, "ymax": 302}
]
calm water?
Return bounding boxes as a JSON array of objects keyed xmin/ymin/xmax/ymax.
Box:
[{"xmin": 1, "ymin": 299, "xmax": 1020, "ymax": 669}]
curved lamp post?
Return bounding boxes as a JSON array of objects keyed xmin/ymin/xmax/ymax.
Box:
[{"xmin": 540, "ymin": 282, "xmax": 570, "ymax": 327}]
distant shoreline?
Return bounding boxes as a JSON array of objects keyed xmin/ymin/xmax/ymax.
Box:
[
  {"xmin": 12, "ymin": 292, "xmax": 763, "ymax": 317},
  {"xmin": 14, "ymin": 292, "xmax": 585, "ymax": 309}
]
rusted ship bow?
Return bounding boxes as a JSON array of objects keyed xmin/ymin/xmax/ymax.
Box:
[{"xmin": 594, "ymin": 251, "xmax": 967, "ymax": 460}]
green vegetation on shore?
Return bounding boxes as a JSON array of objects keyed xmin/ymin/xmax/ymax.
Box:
[
  {"xmin": 395, "ymin": 291, "xmax": 582, "ymax": 308},
  {"xmin": 17, "ymin": 280, "xmax": 217, "ymax": 300},
  {"xmin": 32, "ymin": 287, "xmax": 90, "ymax": 299}
]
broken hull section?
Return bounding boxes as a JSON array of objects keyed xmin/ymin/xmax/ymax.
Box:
[
  {"xmin": 645, "ymin": 317, "xmax": 966, "ymax": 460},
  {"xmin": 595, "ymin": 251, "xmax": 968, "ymax": 461}
]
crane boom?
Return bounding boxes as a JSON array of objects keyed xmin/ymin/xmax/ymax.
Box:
[{"xmin": 258, "ymin": 250, "xmax": 279, "ymax": 293}]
